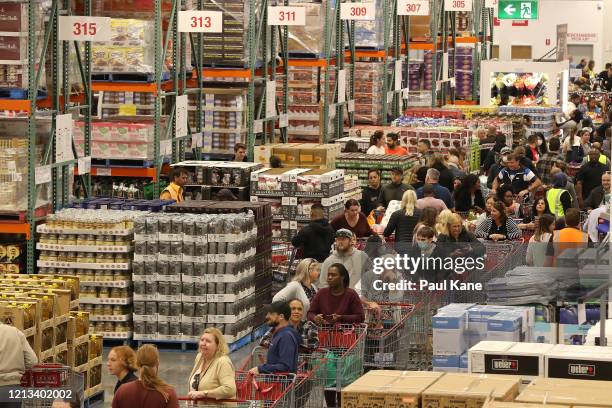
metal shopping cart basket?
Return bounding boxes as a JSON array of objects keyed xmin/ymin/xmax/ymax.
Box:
[
  {"xmin": 245, "ymin": 347, "xmax": 327, "ymax": 408},
  {"xmin": 12, "ymin": 364, "xmax": 85, "ymax": 408},
  {"xmin": 363, "ymin": 302, "xmax": 418, "ymax": 370},
  {"xmin": 272, "ymin": 241, "xmax": 299, "ymax": 293},
  {"xmin": 179, "ymin": 371, "xmax": 296, "ymax": 408},
  {"xmin": 315, "ymin": 323, "xmax": 367, "ymax": 408}
]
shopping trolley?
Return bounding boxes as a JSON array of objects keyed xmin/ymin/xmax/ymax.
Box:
[
  {"xmin": 363, "ymin": 302, "xmax": 418, "ymax": 370},
  {"xmin": 244, "ymin": 347, "xmax": 327, "ymax": 408},
  {"xmin": 315, "ymin": 323, "xmax": 367, "ymax": 407},
  {"xmin": 179, "ymin": 371, "xmax": 296, "ymax": 408},
  {"xmin": 272, "ymin": 241, "xmax": 299, "ymax": 293},
  {"xmin": 13, "ymin": 364, "xmax": 85, "ymax": 408}
]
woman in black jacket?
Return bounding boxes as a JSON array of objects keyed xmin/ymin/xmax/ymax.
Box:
[
  {"xmin": 453, "ymin": 174, "xmax": 485, "ymax": 212},
  {"xmin": 436, "ymin": 213, "xmax": 485, "ymax": 273},
  {"xmin": 383, "ymin": 190, "xmax": 421, "ymax": 254}
]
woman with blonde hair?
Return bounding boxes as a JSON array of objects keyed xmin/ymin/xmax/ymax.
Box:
[
  {"xmin": 435, "ymin": 209, "xmax": 454, "ymax": 236},
  {"xmin": 383, "ymin": 190, "xmax": 421, "ymax": 253},
  {"xmin": 187, "ymin": 327, "xmax": 236, "ymax": 404},
  {"xmin": 107, "ymin": 345, "xmax": 138, "ymax": 394},
  {"xmin": 112, "ymin": 344, "xmax": 178, "ymax": 408},
  {"xmin": 272, "ymin": 258, "xmax": 320, "ymax": 314}
]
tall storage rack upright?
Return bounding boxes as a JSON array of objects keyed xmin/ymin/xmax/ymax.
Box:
[{"xmin": 0, "ymin": 0, "xmax": 93, "ymax": 274}]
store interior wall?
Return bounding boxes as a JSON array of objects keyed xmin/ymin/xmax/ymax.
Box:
[{"xmin": 492, "ymin": 0, "xmax": 606, "ymax": 70}]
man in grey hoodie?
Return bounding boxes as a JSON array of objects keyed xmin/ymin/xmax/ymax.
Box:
[
  {"xmin": 0, "ymin": 322, "xmax": 38, "ymax": 408},
  {"xmin": 320, "ymin": 229, "xmax": 370, "ymax": 290}
]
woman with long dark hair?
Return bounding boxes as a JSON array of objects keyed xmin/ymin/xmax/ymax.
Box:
[
  {"xmin": 366, "ymin": 130, "xmax": 386, "ymax": 155},
  {"xmin": 330, "ymin": 199, "xmax": 373, "ymax": 238},
  {"xmin": 453, "ymin": 174, "xmax": 485, "ymax": 212},
  {"xmin": 518, "ymin": 197, "xmax": 552, "ymax": 230},
  {"xmin": 475, "ymin": 200, "xmax": 522, "ymax": 241}
]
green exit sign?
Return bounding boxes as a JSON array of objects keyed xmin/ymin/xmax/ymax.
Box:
[{"xmin": 498, "ymin": 0, "xmax": 538, "ymax": 20}]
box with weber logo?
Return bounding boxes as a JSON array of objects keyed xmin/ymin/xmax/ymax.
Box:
[
  {"xmin": 545, "ymin": 344, "xmax": 612, "ymax": 381},
  {"xmin": 469, "ymin": 341, "xmax": 554, "ymax": 380}
]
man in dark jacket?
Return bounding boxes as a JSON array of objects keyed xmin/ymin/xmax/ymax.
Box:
[
  {"xmin": 249, "ymin": 301, "xmax": 301, "ymax": 374},
  {"xmin": 378, "ymin": 168, "xmax": 413, "ymax": 208},
  {"xmin": 416, "ymin": 168, "xmax": 454, "ymax": 209},
  {"xmin": 360, "ymin": 169, "xmax": 381, "ymax": 216},
  {"xmin": 583, "ymin": 172, "xmax": 611, "ymax": 210},
  {"xmin": 291, "ymin": 203, "xmax": 335, "ymax": 262}
]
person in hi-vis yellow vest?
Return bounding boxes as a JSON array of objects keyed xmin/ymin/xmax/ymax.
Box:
[
  {"xmin": 546, "ymin": 172, "xmax": 572, "ymax": 217},
  {"xmin": 160, "ymin": 167, "xmax": 188, "ymax": 202}
]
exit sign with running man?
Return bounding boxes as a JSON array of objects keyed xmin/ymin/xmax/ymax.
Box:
[{"xmin": 498, "ymin": 0, "xmax": 538, "ymax": 20}]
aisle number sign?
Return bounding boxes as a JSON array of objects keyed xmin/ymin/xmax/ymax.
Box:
[
  {"xmin": 498, "ymin": 0, "xmax": 538, "ymax": 20},
  {"xmin": 397, "ymin": 0, "xmax": 430, "ymax": 16},
  {"xmin": 178, "ymin": 11, "xmax": 223, "ymax": 33},
  {"xmin": 444, "ymin": 0, "xmax": 472, "ymax": 12},
  {"xmin": 340, "ymin": 3, "xmax": 375, "ymax": 20},
  {"xmin": 59, "ymin": 16, "xmax": 111, "ymax": 42},
  {"xmin": 268, "ymin": 7, "xmax": 306, "ymax": 26}
]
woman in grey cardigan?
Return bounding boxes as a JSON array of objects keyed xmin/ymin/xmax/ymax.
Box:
[{"xmin": 272, "ymin": 258, "xmax": 320, "ymax": 314}]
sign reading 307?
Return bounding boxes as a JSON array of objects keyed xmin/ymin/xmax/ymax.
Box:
[
  {"xmin": 397, "ymin": 0, "xmax": 430, "ymax": 15},
  {"xmin": 59, "ymin": 16, "xmax": 111, "ymax": 42}
]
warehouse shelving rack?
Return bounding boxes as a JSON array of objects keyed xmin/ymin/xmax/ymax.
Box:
[{"xmin": 0, "ymin": 0, "xmax": 93, "ymax": 274}]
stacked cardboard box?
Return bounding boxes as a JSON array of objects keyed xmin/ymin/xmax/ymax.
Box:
[
  {"xmin": 516, "ymin": 378, "xmax": 612, "ymax": 406},
  {"xmin": 0, "ymin": 273, "xmax": 90, "ymax": 366},
  {"xmin": 73, "ymin": 334, "xmax": 103, "ymax": 398},
  {"xmin": 342, "ymin": 371, "xmax": 522, "ymax": 408},
  {"xmin": 335, "ymin": 152, "xmax": 418, "ymax": 187},
  {"xmin": 353, "ymin": 62, "xmax": 386, "ymax": 125},
  {"xmin": 254, "ymin": 143, "xmax": 340, "ymax": 169}
]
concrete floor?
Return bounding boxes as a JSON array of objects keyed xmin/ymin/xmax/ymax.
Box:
[{"xmin": 99, "ymin": 343, "xmax": 257, "ymax": 408}]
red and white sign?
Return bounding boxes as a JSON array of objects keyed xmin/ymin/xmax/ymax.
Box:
[
  {"xmin": 59, "ymin": 16, "xmax": 111, "ymax": 42},
  {"xmin": 267, "ymin": 6, "xmax": 306, "ymax": 26},
  {"xmin": 444, "ymin": 0, "xmax": 472, "ymax": 12},
  {"xmin": 397, "ymin": 0, "xmax": 429, "ymax": 15},
  {"xmin": 178, "ymin": 11, "xmax": 223, "ymax": 33},
  {"xmin": 567, "ymin": 32, "xmax": 598, "ymax": 43},
  {"xmin": 493, "ymin": 17, "xmax": 501, "ymax": 26},
  {"xmin": 512, "ymin": 20, "xmax": 529, "ymax": 26},
  {"xmin": 340, "ymin": 3, "xmax": 375, "ymax": 20}
]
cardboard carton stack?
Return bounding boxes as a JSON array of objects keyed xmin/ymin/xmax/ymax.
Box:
[
  {"xmin": 0, "ymin": 273, "xmax": 99, "ymax": 368},
  {"xmin": 73, "ymin": 334, "xmax": 103, "ymax": 398},
  {"xmin": 254, "ymin": 143, "xmax": 340, "ymax": 169},
  {"xmin": 342, "ymin": 371, "xmax": 522, "ymax": 408},
  {"xmin": 515, "ymin": 378, "xmax": 612, "ymax": 406}
]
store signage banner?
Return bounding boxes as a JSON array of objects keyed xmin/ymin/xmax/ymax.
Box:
[
  {"xmin": 567, "ymin": 32, "xmax": 598, "ymax": 43},
  {"xmin": 59, "ymin": 16, "xmax": 111, "ymax": 42},
  {"xmin": 178, "ymin": 11, "xmax": 223, "ymax": 33},
  {"xmin": 266, "ymin": 81, "xmax": 276, "ymax": 118},
  {"xmin": 444, "ymin": 0, "xmax": 473, "ymax": 12},
  {"xmin": 267, "ymin": 6, "xmax": 306, "ymax": 25},
  {"xmin": 498, "ymin": 0, "xmax": 538, "ymax": 20},
  {"xmin": 340, "ymin": 3, "xmax": 375, "ymax": 20},
  {"xmin": 556, "ymin": 24, "xmax": 568, "ymax": 61},
  {"xmin": 397, "ymin": 0, "xmax": 430, "ymax": 16}
]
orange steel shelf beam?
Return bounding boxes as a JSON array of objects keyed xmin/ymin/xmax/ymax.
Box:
[
  {"xmin": 288, "ymin": 59, "xmax": 330, "ymax": 68},
  {"xmin": 0, "ymin": 99, "xmax": 31, "ymax": 113},
  {"xmin": 37, "ymin": 94, "xmax": 86, "ymax": 108},
  {"xmin": 92, "ymin": 82, "xmax": 159, "ymax": 93},
  {"xmin": 75, "ymin": 166, "xmax": 157, "ymax": 180},
  {"xmin": 0, "ymin": 222, "xmax": 30, "ymax": 239}
]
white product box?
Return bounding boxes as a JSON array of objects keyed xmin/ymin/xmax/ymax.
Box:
[
  {"xmin": 468, "ymin": 341, "xmax": 515, "ymax": 374},
  {"xmin": 487, "ymin": 312, "xmax": 523, "ymax": 342},
  {"xmin": 432, "ymin": 308, "xmax": 468, "ymax": 356},
  {"xmin": 467, "ymin": 305, "xmax": 513, "ymax": 346},
  {"xmin": 545, "ymin": 344, "xmax": 612, "ymax": 381}
]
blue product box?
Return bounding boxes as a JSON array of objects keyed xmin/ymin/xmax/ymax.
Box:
[
  {"xmin": 432, "ymin": 355, "xmax": 460, "ymax": 372},
  {"xmin": 487, "ymin": 312, "xmax": 522, "ymax": 342},
  {"xmin": 433, "ymin": 309, "xmax": 468, "ymax": 356}
]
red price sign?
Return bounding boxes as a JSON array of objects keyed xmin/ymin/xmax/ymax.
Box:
[
  {"xmin": 340, "ymin": 3, "xmax": 375, "ymax": 20},
  {"xmin": 268, "ymin": 6, "xmax": 306, "ymax": 25},
  {"xmin": 398, "ymin": 0, "xmax": 430, "ymax": 15},
  {"xmin": 59, "ymin": 16, "xmax": 111, "ymax": 41},
  {"xmin": 445, "ymin": 0, "xmax": 472, "ymax": 11},
  {"xmin": 178, "ymin": 11, "xmax": 223, "ymax": 32}
]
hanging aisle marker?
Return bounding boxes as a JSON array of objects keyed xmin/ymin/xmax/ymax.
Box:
[
  {"xmin": 485, "ymin": 0, "xmax": 498, "ymax": 7},
  {"xmin": 178, "ymin": 11, "xmax": 223, "ymax": 32},
  {"xmin": 338, "ymin": 69, "xmax": 346, "ymax": 104},
  {"xmin": 191, "ymin": 133, "xmax": 203, "ymax": 149},
  {"xmin": 444, "ymin": 0, "xmax": 473, "ymax": 12},
  {"xmin": 77, "ymin": 157, "xmax": 91, "ymax": 175},
  {"xmin": 35, "ymin": 166, "xmax": 52, "ymax": 185},
  {"xmin": 268, "ymin": 7, "xmax": 306, "ymax": 25},
  {"xmin": 394, "ymin": 60, "xmax": 402, "ymax": 91},
  {"xmin": 58, "ymin": 16, "xmax": 112, "ymax": 42},
  {"xmin": 55, "ymin": 114, "xmax": 74, "ymax": 163},
  {"xmin": 176, "ymin": 95, "xmax": 188, "ymax": 138},
  {"xmin": 340, "ymin": 3, "xmax": 375, "ymax": 20},
  {"xmin": 397, "ymin": 0, "xmax": 430, "ymax": 16},
  {"xmin": 266, "ymin": 81, "xmax": 276, "ymax": 118}
]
